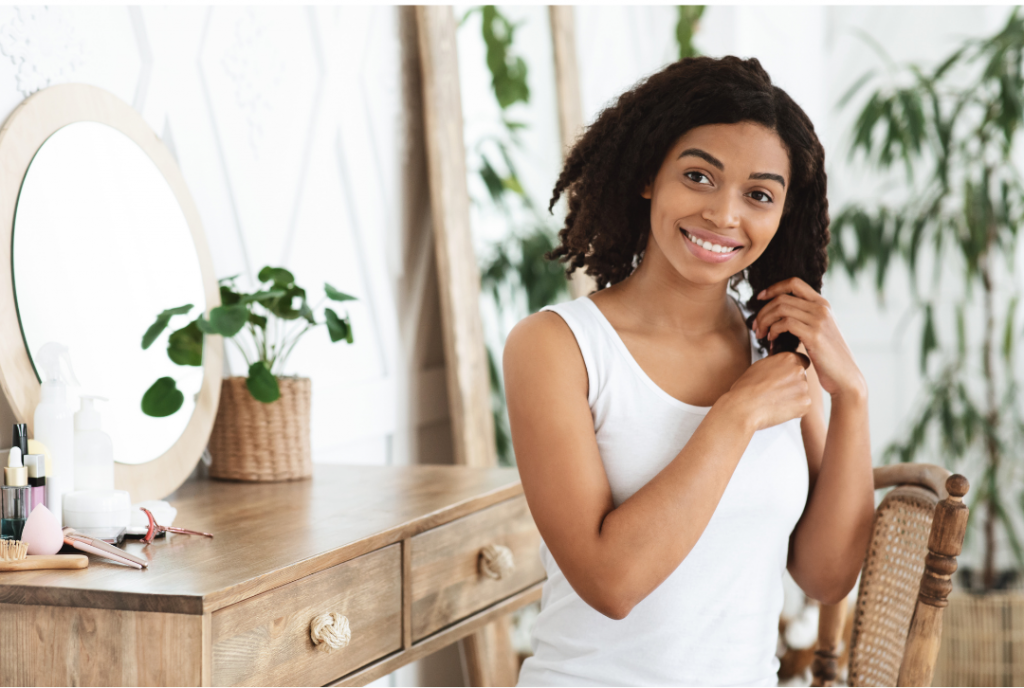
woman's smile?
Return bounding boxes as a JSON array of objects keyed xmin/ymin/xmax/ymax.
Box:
[{"xmin": 680, "ymin": 227, "xmax": 744, "ymax": 263}]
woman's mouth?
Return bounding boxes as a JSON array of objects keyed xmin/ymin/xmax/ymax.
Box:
[{"xmin": 680, "ymin": 228, "xmax": 743, "ymax": 263}]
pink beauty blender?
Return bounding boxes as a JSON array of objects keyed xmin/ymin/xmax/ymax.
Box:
[{"xmin": 22, "ymin": 504, "xmax": 63, "ymax": 555}]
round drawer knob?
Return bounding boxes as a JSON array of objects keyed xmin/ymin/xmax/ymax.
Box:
[
  {"xmin": 310, "ymin": 612, "xmax": 351, "ymax": 653},
  {"xmin": 479, "ymin": 544, "xmax": 515, "ymax": 580}
]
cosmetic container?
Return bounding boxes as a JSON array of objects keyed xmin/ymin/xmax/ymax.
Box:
[
  {"xmin": 12, "ymin": 424, "xmax": 27, "ymax": 456},
  {"xmin": 63, "ymin": 489, "xmax": 131, "ymax": 543},
  {"xmin": 34, "ymin": 343, "xmax": 79, "ymax": 526},
  {"xmin": 2, "ymin": 447, "xmax": 30, "ymax": 540},
  {"xmin": 24, "ymin": 454, "xmax": 46, "ymax": 511},
  {"xmin": 73, "ymin": 395, "xmax": 114, "ymax": 491}
]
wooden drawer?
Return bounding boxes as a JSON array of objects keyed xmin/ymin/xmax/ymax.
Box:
[
  {"xmin": 212, "ymin": 545, "xmax": 402, "ymax": 687},
  {"xmin": 411, "ymin": 495, "xmax": 544, "ymax": 641}
]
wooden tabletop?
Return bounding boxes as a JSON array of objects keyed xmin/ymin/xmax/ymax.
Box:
[{"xmin": 0, "ymin": 464, "xmax": 523, "ymax": 615}]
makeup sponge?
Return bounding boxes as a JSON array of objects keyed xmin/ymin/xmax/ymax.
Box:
[{"xmin": 22, "ymin": 504, "xmax": 64, "ymax": 555}]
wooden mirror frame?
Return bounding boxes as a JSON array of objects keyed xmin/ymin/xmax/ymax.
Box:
[{"xmin": 0, "ymin": 83, "xmax": 222, "ymax": 502}]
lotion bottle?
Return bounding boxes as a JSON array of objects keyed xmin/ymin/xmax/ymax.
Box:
[
  {"xmin": 33, "ymin": 343, "xmax": 78, "ymax": 527},
  {"xmin": 73, "ymin": 396, "xmax": 114, "ymax": 491}
]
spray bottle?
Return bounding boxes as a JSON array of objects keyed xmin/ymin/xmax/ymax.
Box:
[
  {"xmin": 33, "ymin": 343, "xmax": 79, "ymax": 526},
  {"xmin": 74, "ymin": 395, "xmax": 113, "ymax": 491}
]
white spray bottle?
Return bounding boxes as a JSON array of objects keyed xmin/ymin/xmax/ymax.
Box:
[
  {"xmin": 34, "ymin": 342, "xmax": 79, "ymax": 526},
  {"xmin": 74, "ymin": 395, "xmax": 113, "ymax": 491}
]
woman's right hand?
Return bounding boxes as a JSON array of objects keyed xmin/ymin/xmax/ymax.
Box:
[{"xmin": 720, "ymin": 352, "xmax": 812, "ymax": 431}]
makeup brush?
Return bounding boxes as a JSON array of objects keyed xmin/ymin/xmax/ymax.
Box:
[{"xmin": 0, "ymin": 538, "xmax": 88, "ymax": 571}]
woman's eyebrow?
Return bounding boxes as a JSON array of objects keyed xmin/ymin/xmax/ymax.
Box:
[
  {"xmin": 750, "ymin": 172, "xmax": 786, "ymax": 189},
  {"xmin": 677, "ymin": 148, "xmax": 787, "ymax": 189},
  {"xmin": 678, "ymin": 148, "xmax": 723, "ymax": 169}
]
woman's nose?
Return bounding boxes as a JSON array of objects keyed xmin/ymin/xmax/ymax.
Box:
[{"xmin": 701, "ymin": 190, "xmax": 741, "ymax": 229}]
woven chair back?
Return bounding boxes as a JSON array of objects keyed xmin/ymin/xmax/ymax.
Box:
[{"xmin": 848, "ymin": 485, "xmax": 939, "ymax": 686}]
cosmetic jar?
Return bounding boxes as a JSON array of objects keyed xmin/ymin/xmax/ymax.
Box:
[{"xmin": 63, "ymin": 489, "xmax": 131, "ymax": 543}]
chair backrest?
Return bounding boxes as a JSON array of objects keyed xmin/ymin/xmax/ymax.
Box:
[{"xmin": 811, "ymin": 464, "xmax": 970, "ymax": 687}]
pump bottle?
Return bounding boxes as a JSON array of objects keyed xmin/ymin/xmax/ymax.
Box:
[
  {"xmin": 74, "ymin": 395, "xmax": 113, "ymax": 491},
  {"xmin": 33, "ymin": 342, "xmax": 78, "ymax": 527}
]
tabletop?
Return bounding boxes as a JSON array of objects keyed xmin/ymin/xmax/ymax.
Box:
[{"xmin": 0, "ymin": 464, "xmax": 524, "ymax": 615}]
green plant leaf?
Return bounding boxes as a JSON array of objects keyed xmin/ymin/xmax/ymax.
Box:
[
  {"xmin": 258, "ymin": 266, "xmax": 295, "ymax": 287},
  {"xmin": 1004, "ymin": 294, "xmax": 1019, "ymax": 364},
  {"xmin": 300, "ymin": 300, "xmax": 316, "ymax": 325},
  {"xmin": 249, "ymin": 312, "xmax": 268, "ymax": 329},
  {"xmin": 160, "ymin": 304, "xmax": 194, "ymax": 317},
  {"xmin": 268, "ymin": 285, "xmax": 306, "ymax": 320},
  {"xmin": 479, "ymin": 5, "xmax": 530, "ymax": 110},
  {"xmin": 325, "ymin": 308, "xmax": 354, "ymax": 344},
  {"xmin": 167, "ymin": 320, "xmax": 204, "ymax": 367},
  {"xmin": 219, "ymin": 284, "xmax": 241, "ymax": 306},
  {"xmin": 675, "ymin": 5, "xmax": 704, "ymax": 60},
  {"xmin": 141, "ymin": 377, "xmax": 184, "ymax": 417},
  {"xmin": 196, "ymin": 317, "xmax": 218, "ymax": 335},
  {"xmin": 142, "ymin": 315, "xmax": 171, "ymax": 350},
  {"xmin": 240, "ymin": 289, "xmax": 287, "ymax": 305},
  {"xmin": 920, "ymin": 303, "xmax": 938, "ymax": 374},
  {"xmin": 246, "ymin": 361, "xmax": 280, "ymax": 403},
  {"xmin": 209, "ymin": 304, "xmax": 249, "ymax": 337},
  {"xmin": 325, "ymin": 283, "xmax": 357, "ymax": 302}
]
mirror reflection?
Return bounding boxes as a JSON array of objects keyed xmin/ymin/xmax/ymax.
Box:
[{"xmin": 13, "ymin": 121, "xmax": 206, "ymax": 465}]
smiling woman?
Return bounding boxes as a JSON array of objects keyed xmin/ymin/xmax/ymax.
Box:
[{"xmin": 503, "ymin": 56, "xmax": 874, "ymax": 686}]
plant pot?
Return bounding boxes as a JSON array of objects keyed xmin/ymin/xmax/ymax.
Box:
[
  {"xmin": 207, "ymin": 376, "xmax": 312, "ymax": 482},
  {"xmin": 932, "ymin": 590, "xmax": 1024, "ymax": 686}
]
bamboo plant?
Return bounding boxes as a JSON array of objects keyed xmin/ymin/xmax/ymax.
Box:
[
  {"xmin": 832, "ymin": 9, "xmax": 1024, "ymax": 591},
  {"xmin": 140, "ymin": 266, "xmax": 356, "ymax": 416}
]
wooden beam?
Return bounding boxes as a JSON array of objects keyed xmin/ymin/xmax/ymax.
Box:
[
  {"xmin": 415, "ymin": 5, "xmax": 496, "ymax": 470},
  {"xmin": 415, "ymin": 7, "xmax": 516, "ymax": 686},
  {"xmin": 549, "ymin": 6, "xmax": 597, "ymax": 298}
]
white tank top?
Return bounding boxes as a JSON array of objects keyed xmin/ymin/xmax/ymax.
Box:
[{"xmin": 517, "ymin": 295, "xmax": 809, "ymax": 687}]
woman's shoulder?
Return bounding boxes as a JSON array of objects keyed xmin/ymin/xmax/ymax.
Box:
[
  {"xmin": 503, "ymin": 307, "xmax": 590, "ymax": 397},
  {"xmin": 505, "ymin": 307, "xmax": 582, "ymax": 364}
]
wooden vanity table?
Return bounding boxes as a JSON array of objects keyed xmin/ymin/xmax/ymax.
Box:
[{"xmin": 0, "ymin": 465, "xmax": 545, "ymax": 686}]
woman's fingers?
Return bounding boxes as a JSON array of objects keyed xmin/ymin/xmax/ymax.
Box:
[
  {"xmin": 756, "ymin": 277, "xmax": 825, "ymax": 305},
  {"xmin": 753, "ymin": 295, "xmax": 823, "ymax": 340}
]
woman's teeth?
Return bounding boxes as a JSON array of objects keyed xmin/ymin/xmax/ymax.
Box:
[{"xmin": 683, "ymin": 230, "xmax": 740, "ymax": 254}]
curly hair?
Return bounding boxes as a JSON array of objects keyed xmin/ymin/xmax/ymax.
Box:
[{"xmin": 548, "ymin": 55, "xmax": 829, "ymax": 353}]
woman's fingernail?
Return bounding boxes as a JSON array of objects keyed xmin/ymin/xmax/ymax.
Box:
[{"xmin": 757, "ymin": 290, "xmax": 766, "ymax": 299}]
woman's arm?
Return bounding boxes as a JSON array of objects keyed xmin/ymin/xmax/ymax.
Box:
[
  {"xmin": 504, "ymin": 310, "xmax": 810, "ymax": 620},
  {"xmin": 752, "ymin": 279, "xmax": 875, "ymax": 604}
]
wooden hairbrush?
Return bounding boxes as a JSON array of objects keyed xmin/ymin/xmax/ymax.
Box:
[{"xmin": 0, "ymin": 539, "xmax": 88, "ymax": 571}]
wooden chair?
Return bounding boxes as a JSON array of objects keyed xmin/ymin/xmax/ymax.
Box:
[{"xmin": 811, "ymin": 464, "xmax": 970, "ymax": 687}]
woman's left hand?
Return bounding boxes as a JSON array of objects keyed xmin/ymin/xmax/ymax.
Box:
[{"xmin": 751, "ymin": 277, "xmax": 866, "ymax": 399}]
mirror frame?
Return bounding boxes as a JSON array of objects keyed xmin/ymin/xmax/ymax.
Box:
[{"xmin": 0, "ymin": 83, "xmax": 223, "ymax": 501}]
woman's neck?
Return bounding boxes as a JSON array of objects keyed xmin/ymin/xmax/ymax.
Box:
[{"xmin": 607, "ymin": 233, "xmax": 740, "ymax": 337}]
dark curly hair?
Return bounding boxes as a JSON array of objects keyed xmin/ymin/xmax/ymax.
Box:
[{"xmin": 548, "ymin": 55, "xmax": 829, "ymax": 353}]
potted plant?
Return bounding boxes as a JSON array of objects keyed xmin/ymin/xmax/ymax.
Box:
[
  {"xmin": 832, "ymin": 10, "xmax": 1024, "ymax": 683},
  {"xmin": 141, "ymin": 266, "xmax": 356, "ymax": 481}
]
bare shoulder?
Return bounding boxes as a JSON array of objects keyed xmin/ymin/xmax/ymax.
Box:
[{"xmin": 503, "ymin": 309, "xmax": 588, "ymax": 394}]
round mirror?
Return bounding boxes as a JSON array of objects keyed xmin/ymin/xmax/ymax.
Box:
[
  {"xmin": 0, "ymin": 84, "xmax": 222, "ymax": 501},
  {"xmin": 13, "ymin": 121, "xmax": 206, "ymax": 465}
]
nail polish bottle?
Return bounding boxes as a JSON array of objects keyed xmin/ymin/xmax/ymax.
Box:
[{"xmin": 2, "ymin": 447, "xmax": 30, "ymax": 540}]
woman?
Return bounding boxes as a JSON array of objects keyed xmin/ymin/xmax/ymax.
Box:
[{"xmin": 504, "ymin": 56, "xmax": 874, "ymax": 686}]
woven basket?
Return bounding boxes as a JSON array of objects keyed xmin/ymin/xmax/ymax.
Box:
[
  {"xmin": 932, "ymin": 591, "xmax": 1024, "ymax": 686},
  {"xmin": 207, "ymin": 376, "xmax": 312, "ymax": 482}
]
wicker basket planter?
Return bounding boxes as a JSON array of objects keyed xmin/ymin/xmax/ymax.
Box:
[
  {"xmin": 207, "ymin": 376, "xmax": 312, "ymax": 482},
  {"xmin": 932, "ymin": 591, "xmax": 1024, "ymax": 686}
]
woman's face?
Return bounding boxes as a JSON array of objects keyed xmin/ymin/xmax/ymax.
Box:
[{"xmin": 642, "ymin": 121, "xmax": 790, "ymax": 285}]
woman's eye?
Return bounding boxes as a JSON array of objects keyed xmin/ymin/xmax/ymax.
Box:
[
  {"xmin": 685, "ymin": 171, "xmax": 711, "ymax": 185},
  {"xmin": 748, "ymin": 190, "xmax": 773, "ymax": 204}
]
